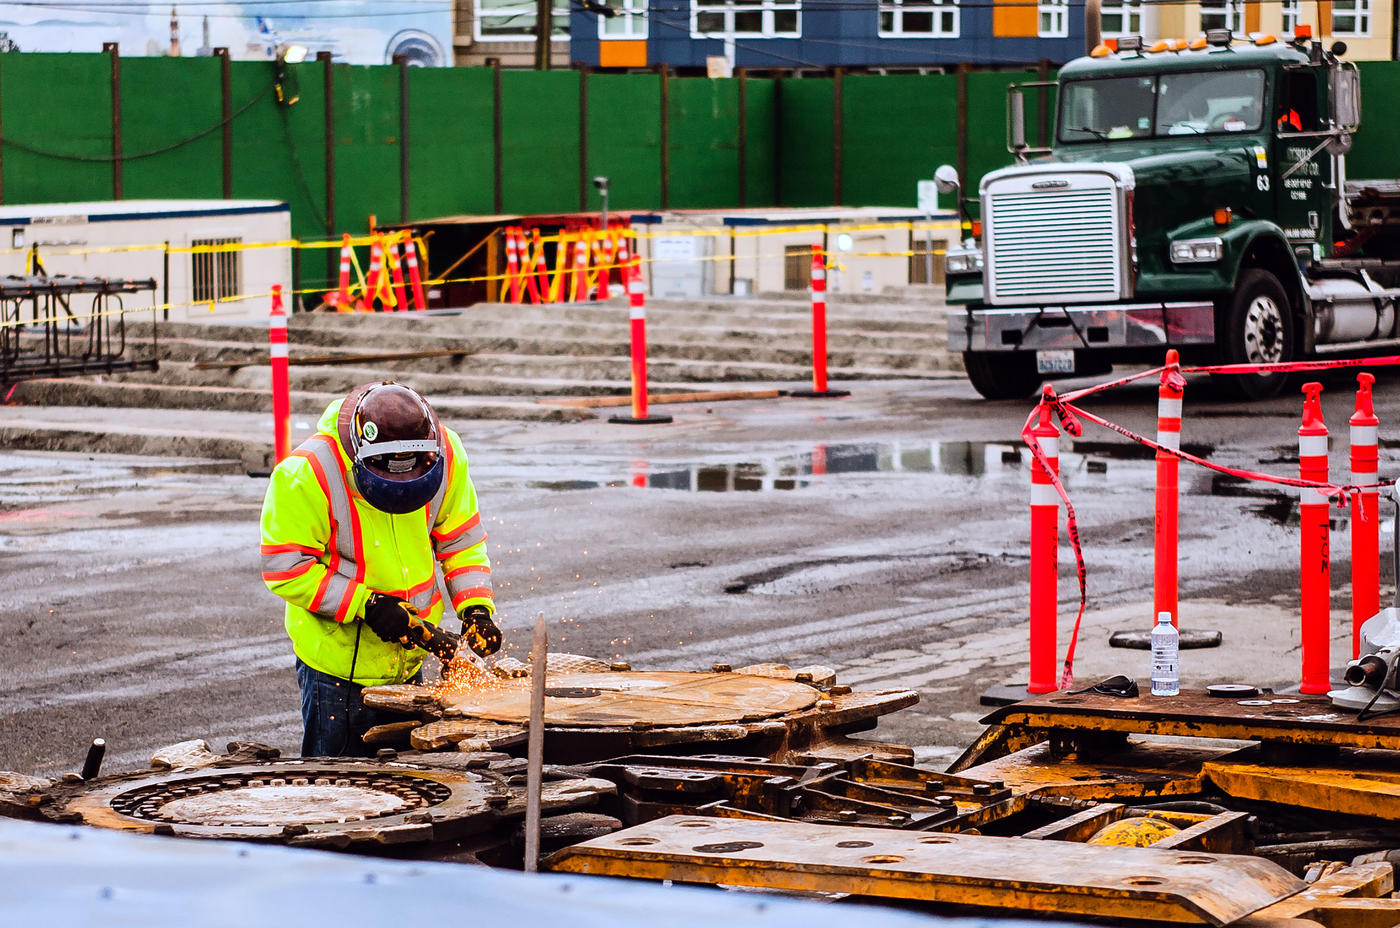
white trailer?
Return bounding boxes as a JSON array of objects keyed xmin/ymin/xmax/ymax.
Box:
[{"xmin": 0, "ymin": 199, "xmax": 292, "ymax": 321}]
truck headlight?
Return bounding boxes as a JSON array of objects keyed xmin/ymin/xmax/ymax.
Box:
[
  {"xmin": 945, "ymin": 248, "xmax": 984, "ymax": 274},
  {"xmin": 1170, "ymin": 238, "xmax": 1223, "ymax": 263}
]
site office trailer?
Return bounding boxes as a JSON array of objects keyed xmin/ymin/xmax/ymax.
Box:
[{"xmin": 0, "ymin": 200, "xmax": 293, "ymax": 322}]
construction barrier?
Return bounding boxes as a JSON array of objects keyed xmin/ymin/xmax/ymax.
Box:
[
  {"xmin": 609, "ymin": 257, "xmax": 672, "ymax": 426},
  {"xmin": 1351, "ymin": 373, "xmax": 1380, "ymax": 659},
  {"xmin": 269, "ymin": 284, "xmax": 291, "ymax": 463},
  {"xmin": 1028, "ymin": 393, "xmax": 1061, "ymax": 695},
  {"xmin": 1022, "ymin": 355, "xmax": 1396, "ymax": 693}
]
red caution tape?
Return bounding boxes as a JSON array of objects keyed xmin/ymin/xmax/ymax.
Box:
[{"xmin": 1025, "ymin": 356, "xmax": 1398, "ymax": 691}]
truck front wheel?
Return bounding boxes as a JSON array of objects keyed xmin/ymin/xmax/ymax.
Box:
[
  {"xmin": 1214, "ymin": 268, "xmax": 1294, "ymax": 400},
  {"xmin": 963, "ymin": 351, "xmax": 1042, "ymax": 400}
]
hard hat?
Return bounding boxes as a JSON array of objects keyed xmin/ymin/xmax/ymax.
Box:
[{"xmin": 337, "ymin": 381, "xmax": 445, "ymax": 514}]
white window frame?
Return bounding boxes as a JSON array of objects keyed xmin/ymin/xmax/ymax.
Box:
[
  {"xmin": 1099, "ymin": 0, "xmax": 1142, "ymax": 36},
  {"xmin": 1280, "ymin": 0, "xmax": 1301, "ymax": 33},
  {"xmin": 1331, "ymin": 0, "xmax": 1371, "ymax": 35},
  {"xmin": 474, "ymin": 0, "xmax": 572, "ymax": 42},
  {"xmin": 599, "ymin": 0, "xmax": 649, "ymax": 37},
  {"xmin": 877, "ymin": 0, "xmax": 960, "ymax": 38},
  {"xmin": 1038, "ymin": 0, "xmax": 1068, "ymax": 36},
  {"xmin": 1198, "ymin": 0, "xmax": 1245, "ymax": 34},
  {"xmin": 690, "ymin": 0, "xmax": 802, "ymax": 39}
]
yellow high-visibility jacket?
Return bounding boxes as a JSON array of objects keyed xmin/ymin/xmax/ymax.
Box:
[{"xmin": 259, "ymin": 399, "xmax": 493, "ymax": 685}]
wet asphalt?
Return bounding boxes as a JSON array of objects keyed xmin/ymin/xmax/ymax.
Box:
[{"xmin": 5, "ymin": 366, "xmax": 1400, "ymax": 778}]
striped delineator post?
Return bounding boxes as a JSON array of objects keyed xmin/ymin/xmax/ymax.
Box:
[
  {"xmin": 269, "ymin": 284, "xmax": 291, "ymax": 463},
  {"xmin": 335, "ymin": 233, "xmax": 353, "ymax": 311},
  {"xmin": 1029, "ymin": 396, "xmax": 1060, "ymax": 694},
  {"xmin": 363, "ymin": 236, "xmax": 384, "ymax": 311},
  {"xmin": 609, "ymin": 257, "xmax": 672, "ymax": 426},
  {"xmin": 1350, "ymin": 372, "xmax": 1380, "ymax": 659},
  {"xmin": 505, "ymin": 226, "xmax": 523, "ymax": 304},
  {"xmin": 387, "ymin": 237, "xmax": 408, "ymax": 311},
  {"xmin": 404, "ymin": 238, "xmax": 428, "ymax": 311},
  {"xmin": 791, "ymin": 245, "xmax": 850, "ymax": 399},
  {"xmin": 1298, "ymin": 381, "xmax": 1331, "ymax": 695},
  {"xmin": 1154, "ymin": 349, "xmax": 1184, "ymax": 628}
]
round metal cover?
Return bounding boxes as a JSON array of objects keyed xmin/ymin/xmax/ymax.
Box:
[
  {"xmin": 1206, "ymin": 684, "xmax": 1260, "ymax": 698},
  {"xmin": 48, "ymin": 762, "xmax": 504, "ymax": 847},
  {"xmin": 419, "ymin": 671, "xmax": 819, "ymax": 727}
]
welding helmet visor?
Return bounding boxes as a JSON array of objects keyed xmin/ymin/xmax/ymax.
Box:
[{"xmin": 338, "ymin": 382, "xmax": 445, "ymax": 514}]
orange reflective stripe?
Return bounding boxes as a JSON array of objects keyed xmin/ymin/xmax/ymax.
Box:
[
  {"xmin": 433, "ymin": 512, "xmax": 480, "ymax": 543},
  {"xmin": 451, "ymin": 586, "xmax": 494, "ymax": 608},
  {"xmin": 260, "ymin": 542, "xmax": 321, "ymax": 557},
  {"xmin": 445, "ymin": 564, "xmax": 490, "ymax": 584},
  {"xmin": 263, "ymin": 562, "xmax": 315, "ymax": 583},
  {"xmin": 300, "ymin": 443, "xmax": 341, "ymax": 578}
]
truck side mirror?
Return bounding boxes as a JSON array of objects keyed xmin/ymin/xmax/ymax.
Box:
[
  {"xmin": 1331, "ymin": 66, "xmax": 1361, "ymax": 132},
  {"xmin": 934, "ymin": 164, "xmax": 960, "ymax": 195},
  {"xmin": 1009, "ymin": 90, "xmax": 1027, "ymax": 152}
]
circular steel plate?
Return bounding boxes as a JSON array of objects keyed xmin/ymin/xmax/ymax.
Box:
[{"xmin": 427, "ymin": 671, "xmax": 819, "ymax": 727}]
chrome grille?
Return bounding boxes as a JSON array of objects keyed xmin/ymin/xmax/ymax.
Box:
[{"xmin": 986, "ymin": 184, "xmax": 1123, "ymax": 304}]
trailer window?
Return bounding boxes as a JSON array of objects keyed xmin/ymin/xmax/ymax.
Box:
[
  {"xmin": 191, "ymin": 238, "xmax": 242, "ymax": 304},
  {"xmin": 1156, "ymin": 69, "xmax": 1265, "ymax": 135},
  {"xmin": 1058, "ymin": 76, "xmax": 1156, "ymax": 142}
]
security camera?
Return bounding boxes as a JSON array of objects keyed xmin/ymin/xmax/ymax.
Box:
[{"xmin": 593, "ymin": 176, "xmax": 609, "ymax": 191}]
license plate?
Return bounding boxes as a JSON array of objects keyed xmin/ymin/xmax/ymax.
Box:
[{"xmin": 1036, "ymin": 349, "xmax": 1075, "ymax": 374}]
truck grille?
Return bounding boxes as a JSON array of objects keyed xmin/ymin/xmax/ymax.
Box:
[{"xmin": 985, "ymin": 180, "xmax": 1124, "ymax": 305}]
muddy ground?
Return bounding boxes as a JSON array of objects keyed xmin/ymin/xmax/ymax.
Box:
[{"xmin": 4, "ymin": 367, "xmax": 1399, "ymax": 777}]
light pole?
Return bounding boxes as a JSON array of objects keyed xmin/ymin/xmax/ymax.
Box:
[{"xmin": 594, "ymin": 175, "xmax": 610, "ymax": 230}]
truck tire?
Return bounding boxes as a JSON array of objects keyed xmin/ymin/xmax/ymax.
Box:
[
  {"xmin": 963, "ymin": 352, "xmax": 1043, "ymax": 400},
  {"xmin": 1214, "ymin": 268, "xmax": 1294, "ymax": 400}
]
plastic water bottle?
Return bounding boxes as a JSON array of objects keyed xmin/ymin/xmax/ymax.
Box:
[{"xmin": 1151, "ymin": 611, "xmax": 1180, "ymax": 697}]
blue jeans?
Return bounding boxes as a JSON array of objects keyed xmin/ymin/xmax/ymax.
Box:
[{"xmin": 295, "ymin": 658, "xmax": 421, "ymax": 757}]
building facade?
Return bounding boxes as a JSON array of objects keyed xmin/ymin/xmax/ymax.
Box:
[{"xmin": 451, "ymin": 0, "xmax": 1395, "ymax": 69}]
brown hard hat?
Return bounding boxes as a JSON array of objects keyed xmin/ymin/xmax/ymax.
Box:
[{"xmin": 338, "ymin": 381, "xmax": 442, "ymax": 482}]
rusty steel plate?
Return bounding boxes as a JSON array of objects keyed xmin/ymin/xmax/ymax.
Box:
[
  {"xmin": 45, "ymin": 761, "xmax": 509, "ymax": 848},
  {"xmin": 982, "ymin": 691, "xmax": 1400, "ymax": 752},
  {"xmin": 546, "ymin": 815, "xmax": 1307, "ymax": 926},
  {"xmin": 369, "ymin": 671, "xmax": 820, "ymax": 728}
]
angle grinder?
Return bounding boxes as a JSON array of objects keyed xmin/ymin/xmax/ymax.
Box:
[{"xmin": 398, "ymin": 612, "xmax": 499, "ymax": 676}]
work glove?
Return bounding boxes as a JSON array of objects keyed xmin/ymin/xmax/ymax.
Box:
[
  {"xmin": 461, "ymin": 605, "xmax": 503, "ymax": 657},
  {"xmin": 363, "ymin": 592, "xmax": 416, "ymax": 644}
]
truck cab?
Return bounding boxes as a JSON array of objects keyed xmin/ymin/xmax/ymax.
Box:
[{"xmin": 941, "ymin": 29, "xmax": 1400, "ymax": 399}]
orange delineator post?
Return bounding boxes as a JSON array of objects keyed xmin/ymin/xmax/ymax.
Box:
[
  {"xmin": 524, "ymin": 229, "xmax": 545, "ymax": 304},
  {"xmin": 568, "ymin": 233, "xmax": 590, "ymax": 302},
  {"xmin": 1298, "ymin": 381, "xmax": 1332, "ymax": 695},
  {"xmin": 1154, "ymin": 349, "xmax": 1185, "ymax": 628},
  {"xmin": 363, "ymin": 236, "xmax": 385, "ymax": 311},
  {"xmin": 608, "ymin": 257, "xmax": 672, "ymax": 426},
  {"xmin": 1029, "ymin": 391, "xmax": 1060, "ymax": 694},
  {"xmin": 387, "ymin": 237, "xmax": 408, "ymax": 312},
  {"xmin": 1351, "ymin": 372, "xmax": 1380, "ymax": 658},
  {"xmin": 336, "ymin": 233, "xmax": 353, "ymax": 311},
  {"xmin": 505, "ymin": 227, "xmax": 523, "ymax": 303},
  {"xmin": 404, "ymin": 238, "xmax": 428, "ymax": 311},
  {"xmin": 811, "ymin": 247, "xmax": 829, "ymax": 391},
  {"xmin": 269, "ymin": 284, "xmax": 291, "ymax": 463}
]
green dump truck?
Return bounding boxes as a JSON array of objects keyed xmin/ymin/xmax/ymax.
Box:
[{"xmin": 940, "ymin": 29, "xmax": 1400, "ymax": 399}]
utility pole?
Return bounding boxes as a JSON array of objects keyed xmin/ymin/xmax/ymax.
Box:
[{"xmin": 534, "ymin": 0, "xmax": 552, "ymax": 70}]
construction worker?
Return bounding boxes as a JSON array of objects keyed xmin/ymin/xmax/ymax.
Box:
[{"xmin": 259, "ymin": 381, "xmax": 501, "ymax": 757}]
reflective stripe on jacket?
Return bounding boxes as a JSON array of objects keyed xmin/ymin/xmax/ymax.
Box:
[{"xmin": 259, "ymin": 398, "xmax": 493, "ymax": 685}]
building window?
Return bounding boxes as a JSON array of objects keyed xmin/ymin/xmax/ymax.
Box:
[
  {"xmin": 784, "ymin": 245, "xmax": 812, "ymax": 290},
  {"xmin": 878, "ymin": 0, "xmax": 959, "ymax": 37},
  {"xmin": 1331, "ymin": 0, "xmax": 1371, "ymax": 35},
  {"xmin": 475, "ymin": 0, "xmax": 571, "ymax": 41},
  {"xmin": 599, "ymin": 0, "xmax": 648, "ymax": 36},
  {"xmin": 1280, "ymin": 0, "xmax": 1301, "ymax": 32},
  {"xmin": 1199, "ymin": 0, "xmax": 1245, "ymax": 33},
  {"xmin": 1038, "ymin": 0, "xmax": 1068, "ymax": 36},
  {"xmin": 191, "ymin": 238, "xmax": 241, "ymax": 303},
  {"xmin": 1100, "ymin": 0, "xmax": 1141, "ymax": 36},
  {"xmin": 691, "ymin": 0, "xmax": 801, "ymax": 38}
]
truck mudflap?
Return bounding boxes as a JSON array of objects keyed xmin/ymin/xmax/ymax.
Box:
[{"xmin": 948, "ymin": 301, "xmax": 1216, "ymax": 352}]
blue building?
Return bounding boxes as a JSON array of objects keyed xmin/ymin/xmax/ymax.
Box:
[{"xmin": 566, "ymin": 0, "xmax": 1092, "ymax": 72}]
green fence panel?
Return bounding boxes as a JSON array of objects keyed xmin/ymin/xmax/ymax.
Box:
[
  {"xmin": 777, "ymin": 78, "xmax": 834, "ymax": 207},
  {"xmin": 227, "ymin": 60, "xmax": 326, "ymax": 244},
  {"xmin": 842, "ymin": 74, "xmax": 958, "ymax": 208},
  {"xmin": 501, "ymin": 70, "xmax": 581, "ymax": 215},
  {"xmin": 119, "ymin": 57, "xmax": 223, "ymax": 202},
  {"xmin": 408, "ymin": 67, "xmax": 495, "ymax": 221},
  {"xmin": 585, "ymin": 73, "xmax": 662, "ymax": 212},
  {"xmin": 0, "ymin": 54, "xmax": 113, "ymax": 204},
  {"xmin": 333, "ymin": 65, "xmax": 402, "ymax": 237},
  {"xmin": 1352, "ymin": 61, "xmax": 1400, "ymax": 182},
  {"xmin": 742, "ymin": 77, "xmax": 778, "ymax": 207},
  {"xmin": 965, "ymin": 71, "xmax": 1024, "ymax": 208},
  {"xmin": 667, "ymin": 78, "xmax": 741, "ymax": 209}
]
